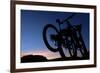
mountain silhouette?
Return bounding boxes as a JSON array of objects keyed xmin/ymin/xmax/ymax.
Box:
[{"xmin": 21, "ymin": 55, "xmax": 48, "ymax": 63}]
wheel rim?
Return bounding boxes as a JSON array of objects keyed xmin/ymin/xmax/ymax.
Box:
[{"xmin": 43, "ymin": 24, "xmax": 59, "ymax": 52}]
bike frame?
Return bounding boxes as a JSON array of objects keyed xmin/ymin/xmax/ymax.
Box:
[{"xmin": 55, "ymin": 14, "xmax": 88, "ymax": 57}]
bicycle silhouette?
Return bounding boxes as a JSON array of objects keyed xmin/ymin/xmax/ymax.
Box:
[{"xmin": 43, "ymin": 13, "xmax": 89, "ymax": 59}]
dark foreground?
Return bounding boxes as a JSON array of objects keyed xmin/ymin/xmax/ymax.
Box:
[{"xmin": 21, "ymin": 55, "xmax": 89, "ymax": 63}]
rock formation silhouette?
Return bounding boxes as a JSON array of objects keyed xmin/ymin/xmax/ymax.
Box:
[{"xmin": 21, "ymin": 55, "xmax": 47, "ymax": 63}]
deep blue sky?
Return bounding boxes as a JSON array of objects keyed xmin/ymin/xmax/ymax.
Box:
[{"xmin": 21, "ymin": 10, "xmax": 89, "ymax": 59}]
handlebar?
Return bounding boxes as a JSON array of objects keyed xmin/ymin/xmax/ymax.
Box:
[{"xmin": 56, "ymin": 13, "xmax": 76, "ymax": 24}]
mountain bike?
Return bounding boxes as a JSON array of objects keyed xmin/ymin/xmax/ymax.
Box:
[{"xmin": 43, "ymin": 14, "xmax": 88, "ymax": 58}]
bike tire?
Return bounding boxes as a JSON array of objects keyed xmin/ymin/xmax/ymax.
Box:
[
  {"xmin": 43, "ymin": 24, "xmax": 59, "ymax": 52},
  {"xmin": 68, "ymin": 43, "xmax": 76, "ymax": 57}
]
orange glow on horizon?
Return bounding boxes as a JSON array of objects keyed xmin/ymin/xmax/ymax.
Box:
[{"xmin": 21, "ymin": 50, "xmax": 61, "ymax": 60}]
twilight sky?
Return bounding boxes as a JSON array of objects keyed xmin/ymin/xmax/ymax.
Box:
[{"xmin": 20, "ymin": 10, "xmax": 89, "ymax": 60}]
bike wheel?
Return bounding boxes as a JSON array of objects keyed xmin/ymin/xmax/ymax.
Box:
[
  {"xmin": 68, "ymin": 43, "xmax": 76, "ymax": 57},
  {"xmin": 66, "ymin": 37, "xmax": 76, "ymax": 57},
  {"xmin": 43, "ymin": 24, "xmax": 59, "ymax": 52},
  {"xmin": 78, "ymin": 42, "xmax": 89, "ymax": 58}
]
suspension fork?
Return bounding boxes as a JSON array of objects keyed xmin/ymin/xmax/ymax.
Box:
[
  {"xmin": 57, "ymin": 23, "xmax": 66, "ymax": 58},
  {"xmin": 57, "ymin": 32, "xmax": 66, "ymax": 58}
]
